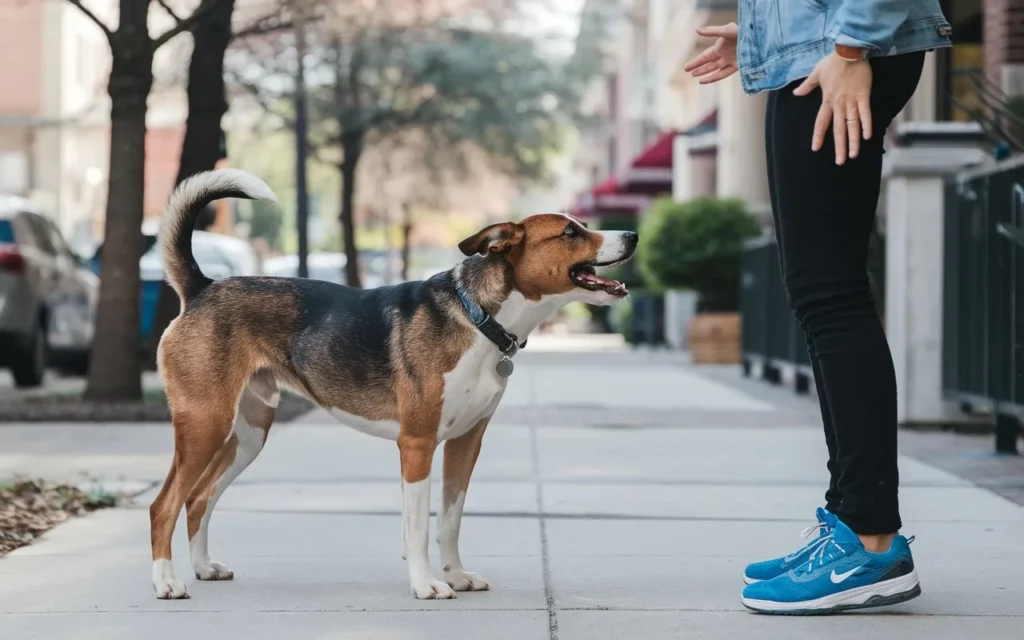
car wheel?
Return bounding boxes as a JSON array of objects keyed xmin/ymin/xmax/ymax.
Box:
[
  {"xmin": 60, "ymin": 351, "xmax": 90, "ymax": 377},
  {"xmin": 12, "ymin": 319, "xmax": 46, "ymax": 388}
]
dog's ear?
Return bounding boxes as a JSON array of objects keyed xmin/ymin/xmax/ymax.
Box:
[{"xmin": 458, "ymin": 222, "xmax": 525, "ymax": 256}]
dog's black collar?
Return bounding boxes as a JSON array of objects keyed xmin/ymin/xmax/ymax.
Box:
[{"xmin": 455, "ymin": 285, "xmax": 526, "ymax": 358}]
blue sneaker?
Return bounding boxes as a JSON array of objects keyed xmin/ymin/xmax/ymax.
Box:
[
  {"xmin": 740, "ymin": 518, "xmax": 921, "ymax": 615},
  {"xmin": 743, "ymin": 508, "xmax": 837, "ymax": 584}
]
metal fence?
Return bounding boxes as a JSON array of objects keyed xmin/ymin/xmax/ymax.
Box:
[
  {"xmin": 738, "ymin": 235, "xmax": 812, "ymax": 393},
  {"xmin": 945, "ymin": 160, "xmax": 1024, "ymax": 453}
]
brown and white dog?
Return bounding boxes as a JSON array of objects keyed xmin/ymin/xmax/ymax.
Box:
[{"xmin": 149, "ymin": 169, "xmax": 637, "ymax": 600}]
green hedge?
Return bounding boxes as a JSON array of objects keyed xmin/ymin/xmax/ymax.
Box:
[{"xmin": 637, "ymin": 196, "xmax": 758, "ymax": 311}]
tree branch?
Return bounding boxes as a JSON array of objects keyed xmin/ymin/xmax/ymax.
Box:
[
  {"xmin": 152, "ymin": 0, "xmax": 231, "ymax": 50},
  {"xmin": 231, "ymin": 2, "xmax": 334, "ymax": 41},
  {"xmin": 226, "ymin": 72, "xmax": 295, "ymax": 129},
  {"xmin": 232, "ymin": 15, "xmax": 292, "ymax": 40},
  {"xmin": 65, "ymin": 0, "xmax": 113, "ymax": 42},
  {"xmin": 154, "ymin": 0, "xmax": 183, "ymax": 22}
]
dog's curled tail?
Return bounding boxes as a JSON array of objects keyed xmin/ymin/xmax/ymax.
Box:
[{"xmin": 161, "ymin": 169, "xmax": 278, "ymax": 302}]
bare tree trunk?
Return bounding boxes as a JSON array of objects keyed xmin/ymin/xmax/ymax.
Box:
[
  {"xmin": 175, "ymin": 0, "xmax": 233, "ymax": 195},
  {"xmin": 339, "ymin": 132, "xmax": 363, "ymax": 288},
  {"xmin": 145, "ymin": 0, "xmax": 234, "ymax": 369},
  {"xmin": 85, "ymin": 40, "xmax": 154, "ymax": 401}
]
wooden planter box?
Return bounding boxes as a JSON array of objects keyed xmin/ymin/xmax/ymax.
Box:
[{"xmin": 687, "ymin": 312, "xmax": 741, "ymax": 364}]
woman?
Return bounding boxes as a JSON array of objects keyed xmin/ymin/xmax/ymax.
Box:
[{"xmin": 684, "ymin": 1, "xmax": 952, "ymax": 615}]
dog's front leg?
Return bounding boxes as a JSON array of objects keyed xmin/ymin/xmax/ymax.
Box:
[
  {"xmin": 399, "ymin": 434, "xmax": 456, "ymax": 599},
  {"xmin": 400, "ymin": 479, "xmax": 407, "ymax": 560},
  {"xmin": 439, "ymin": 417, "xmax": 491, "ymax": 591}
]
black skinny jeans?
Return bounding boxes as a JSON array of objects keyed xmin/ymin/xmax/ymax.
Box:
[{"xmin": 765, "ymin": 52, "xmax": 925, "ymax": 535}]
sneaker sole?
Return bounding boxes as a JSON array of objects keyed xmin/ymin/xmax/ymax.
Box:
[
  {"xmin": 742, "ymin": 575, "xmax": 760, "ymax": 585},
  {"xmin": 740, "ymin": 570, "xmax": 921, "ymax": 615}
]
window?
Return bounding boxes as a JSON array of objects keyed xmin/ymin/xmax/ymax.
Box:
[
  {"xmin": 76, "ymin": 33, "xmax": 90, "ymax": 89},
  {"xmin": 937, "ymin": 0, "xmax": 982, "ymax": 122},
  {"xmin": 43, "ymin": 218, "xmax": 75, "ymax": 260},
  {"xmin": 26, "ymin": 214, "xmax": 57, "ymax": 256},
  {"xmin": 0, "ymin": 220, "xmax": 13, "ymax": 244},
  {"xmin": 10, "ymin": 214, "xmax": 43, "ymax": 251}
]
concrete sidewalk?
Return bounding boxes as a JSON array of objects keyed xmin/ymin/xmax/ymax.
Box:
[{"xmin": 1, "ymin": 348, "xmax": 1022, "ymax": 639}]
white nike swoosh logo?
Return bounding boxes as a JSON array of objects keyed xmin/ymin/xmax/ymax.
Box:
[{"xmin": 830, "ymin": 565, "xmax": 866, "ymax": 584}]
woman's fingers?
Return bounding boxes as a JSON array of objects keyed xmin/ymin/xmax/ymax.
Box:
[
  {"xmin": 691, "ymin": 57, "xmax": 728, "ymax": 78},
  {"xmin": 833, "ymin": 103, "xmax": 848, "ymax": 165},
  {"xmin": 684, "ymin": 45, "xmax": 719, "ymax": 73},
  {"xmin": 698, "ymin": 65, "xmax": 738, "ymax": 84},
  {"xmin": 696, "ymin": 24, "xmax": 737, "ymax": 39},
  {"xmin": 793, "ymin": 71, "xmax": 820, "ymax": 97},
  {"xmin": 812, "ymin": 102, "xmax": 832, "ymax": 153},
  {"xmin": 858, "ymin": 96, "xmax": 873, "ymax": 140},
  {"xmin": 846, "ymin": 100, "xmax": 861, "ymax": 161}
]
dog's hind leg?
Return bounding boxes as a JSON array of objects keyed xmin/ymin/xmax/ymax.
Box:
[
  {"xmin": 150, "ymin": 351, "xmax": 257, "ymax": 600},
  {"xmin": 150, "ymin": 401, "xmax": 235, "ymax": 599},
  {"xmin": 185, "ymin": 369, "xmax": 278, "ymax": 581},
  {"xmin": 438, "ymin": 416, "xmax": 491, "ymax": 591}
]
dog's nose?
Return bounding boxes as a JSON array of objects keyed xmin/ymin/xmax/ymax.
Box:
[{"xmin": 623, "ymin": 231, "xmax": 639, "ymax": 249}]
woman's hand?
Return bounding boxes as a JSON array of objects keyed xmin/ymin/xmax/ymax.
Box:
[
  {"xmin": 793, "ymin": 54, "xmax": 873, "ymax": 165},
  {"xmin": 683, "ymin": 23, "xmax": 738, "ymax": 84}
]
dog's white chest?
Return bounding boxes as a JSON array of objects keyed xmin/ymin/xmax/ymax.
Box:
[{"xmin": 437, "ymin": 339, "xmax": 507, "ymax": 442}]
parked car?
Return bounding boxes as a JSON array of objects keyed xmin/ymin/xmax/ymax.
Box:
[
  {"xmin": 263, "ymin": 252, "xmax": 346, "ymax": 284},
  {"xmin": 91, "ymin": 229, "xmax": 260, "ymax": 341},
  {"xmin": 261, "ymin": 252, "xmax": 385, "ymax": 289},
  {"xmin": 0, "ymin": 197, "xmax": 98, "ymax": 387}
]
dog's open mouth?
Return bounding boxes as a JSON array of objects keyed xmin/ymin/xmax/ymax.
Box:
[{"xmin": 570, "ymin": 262, "xmax": 628, "ymax": 297}]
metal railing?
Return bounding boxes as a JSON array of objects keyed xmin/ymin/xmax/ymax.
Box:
[
  {"xmin": 739, "ymin": 230, "xmax": 884, "ymax": 395},
  {"xmin": 738, "ymin": 235, "xmax": 812, "ymax": 392},
  {"xmin": 952, "ymin": 69, "xmax": 1024, "ymax": 155},
  {"xmin": 945, "ymin": 160, "xmax": 1024, "ymax": 453}
]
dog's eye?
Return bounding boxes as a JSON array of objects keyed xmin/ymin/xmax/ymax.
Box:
[{"xmin": 563, "ymin": 225, "xmax": 577, "ymax": 237}]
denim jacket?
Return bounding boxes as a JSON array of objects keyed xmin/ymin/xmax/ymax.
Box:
[{"xmin": 737, "ymin": 0, "xmax": 953, "ymax": 95}]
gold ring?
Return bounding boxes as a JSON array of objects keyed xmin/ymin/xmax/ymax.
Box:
[{"xmin": 845, "ymin": 118, "xmax": 858, "ymax": 123}]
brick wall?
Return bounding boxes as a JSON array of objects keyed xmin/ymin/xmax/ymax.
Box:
[
  {"xmin": 985, "ymin": 0, "xmax": 1024, "ymax": 86},
  {"xmin": 144, "ymin": 128, "xmax": 184, "ymax": 218}
]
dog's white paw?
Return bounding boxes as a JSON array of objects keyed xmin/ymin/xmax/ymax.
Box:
[
  {"xmin": 411, "ymin": 579, "xmax": 457, "ymax": 600},
  {"xmin": 445, "ymin": 569, "xmax": 490, "ymax": 592},
  {"xmin": 155, "ymin": 577, "xmax": 190, "ymax": 599},
  {"xmin": 194, "ymin": 560, "xmax": 234, "ymax": 581},
  {"xmin": 152, "ymin": 560, "xmax": 190, "ymax": 600}
]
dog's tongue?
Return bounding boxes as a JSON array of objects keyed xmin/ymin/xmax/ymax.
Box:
[{"xmin": 579, "ymin": 271, "xmax": 627, "ymax": 295}]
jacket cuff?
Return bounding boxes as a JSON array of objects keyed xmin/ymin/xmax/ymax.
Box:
[
  {"xmin": 832, "ymin": 32, "xmax": 879, "ymax": 52},
  {"xmin": 827, "ymin": 1, "xmax": 909, "ymax": 53}
]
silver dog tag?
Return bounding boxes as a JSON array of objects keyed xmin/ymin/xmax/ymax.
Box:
[{"xmin": 495, "ymin": 356, "xmax": 514, "ymax": 378}]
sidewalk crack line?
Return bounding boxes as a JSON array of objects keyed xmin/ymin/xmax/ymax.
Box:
[{"xmin": 530, "ymin": 420, "xmax": 558, "ymax": 640}]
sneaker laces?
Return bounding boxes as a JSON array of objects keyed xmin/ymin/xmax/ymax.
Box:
[
  {"xmin": 785, "ymin": 522, "xmax": 831, "ymax": 560},
  {"xmin": 798, "ymin": 533, "xmax": 846, "ymax": 574},
  {"xmin": 800, "ymin": 522, "xmax": 827, "ymax": 539}
]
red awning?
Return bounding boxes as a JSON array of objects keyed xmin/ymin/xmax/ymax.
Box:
[
  {"xmin": 621, "ymin": 130, "xmax": 676, "ymax": 192},
  {"xmin": 573, "ymin": 177, "xmax": 651, "ymax": 219},
  {"xmin": 592, "ymin": 176, "xmax": 620, "ymax": 196},
  {"xmin": 632, "ymin": 130, "xmax": 674, "ymax": 169}
]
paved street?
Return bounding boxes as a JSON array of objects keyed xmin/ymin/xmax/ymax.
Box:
[{"xmin": 1, "ymin": 341, "xmax": 1023, "ymax": 639}]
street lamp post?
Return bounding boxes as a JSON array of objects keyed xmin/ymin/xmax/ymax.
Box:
[{"xmin": 294, "ymin": 5, "xmax": 310, "ymax": 278}]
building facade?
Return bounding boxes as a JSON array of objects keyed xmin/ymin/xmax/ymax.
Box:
[
  {"xmin": 573, "ymin": 0, "xmax": 1006, "ymax": 228},
  {"xmin": 0, "ymin": 0, "xmax": 217, "ymax": 252},
  {"xmin": 0, "ymin": 0, "xmax": 112, "ymax": 251}
]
